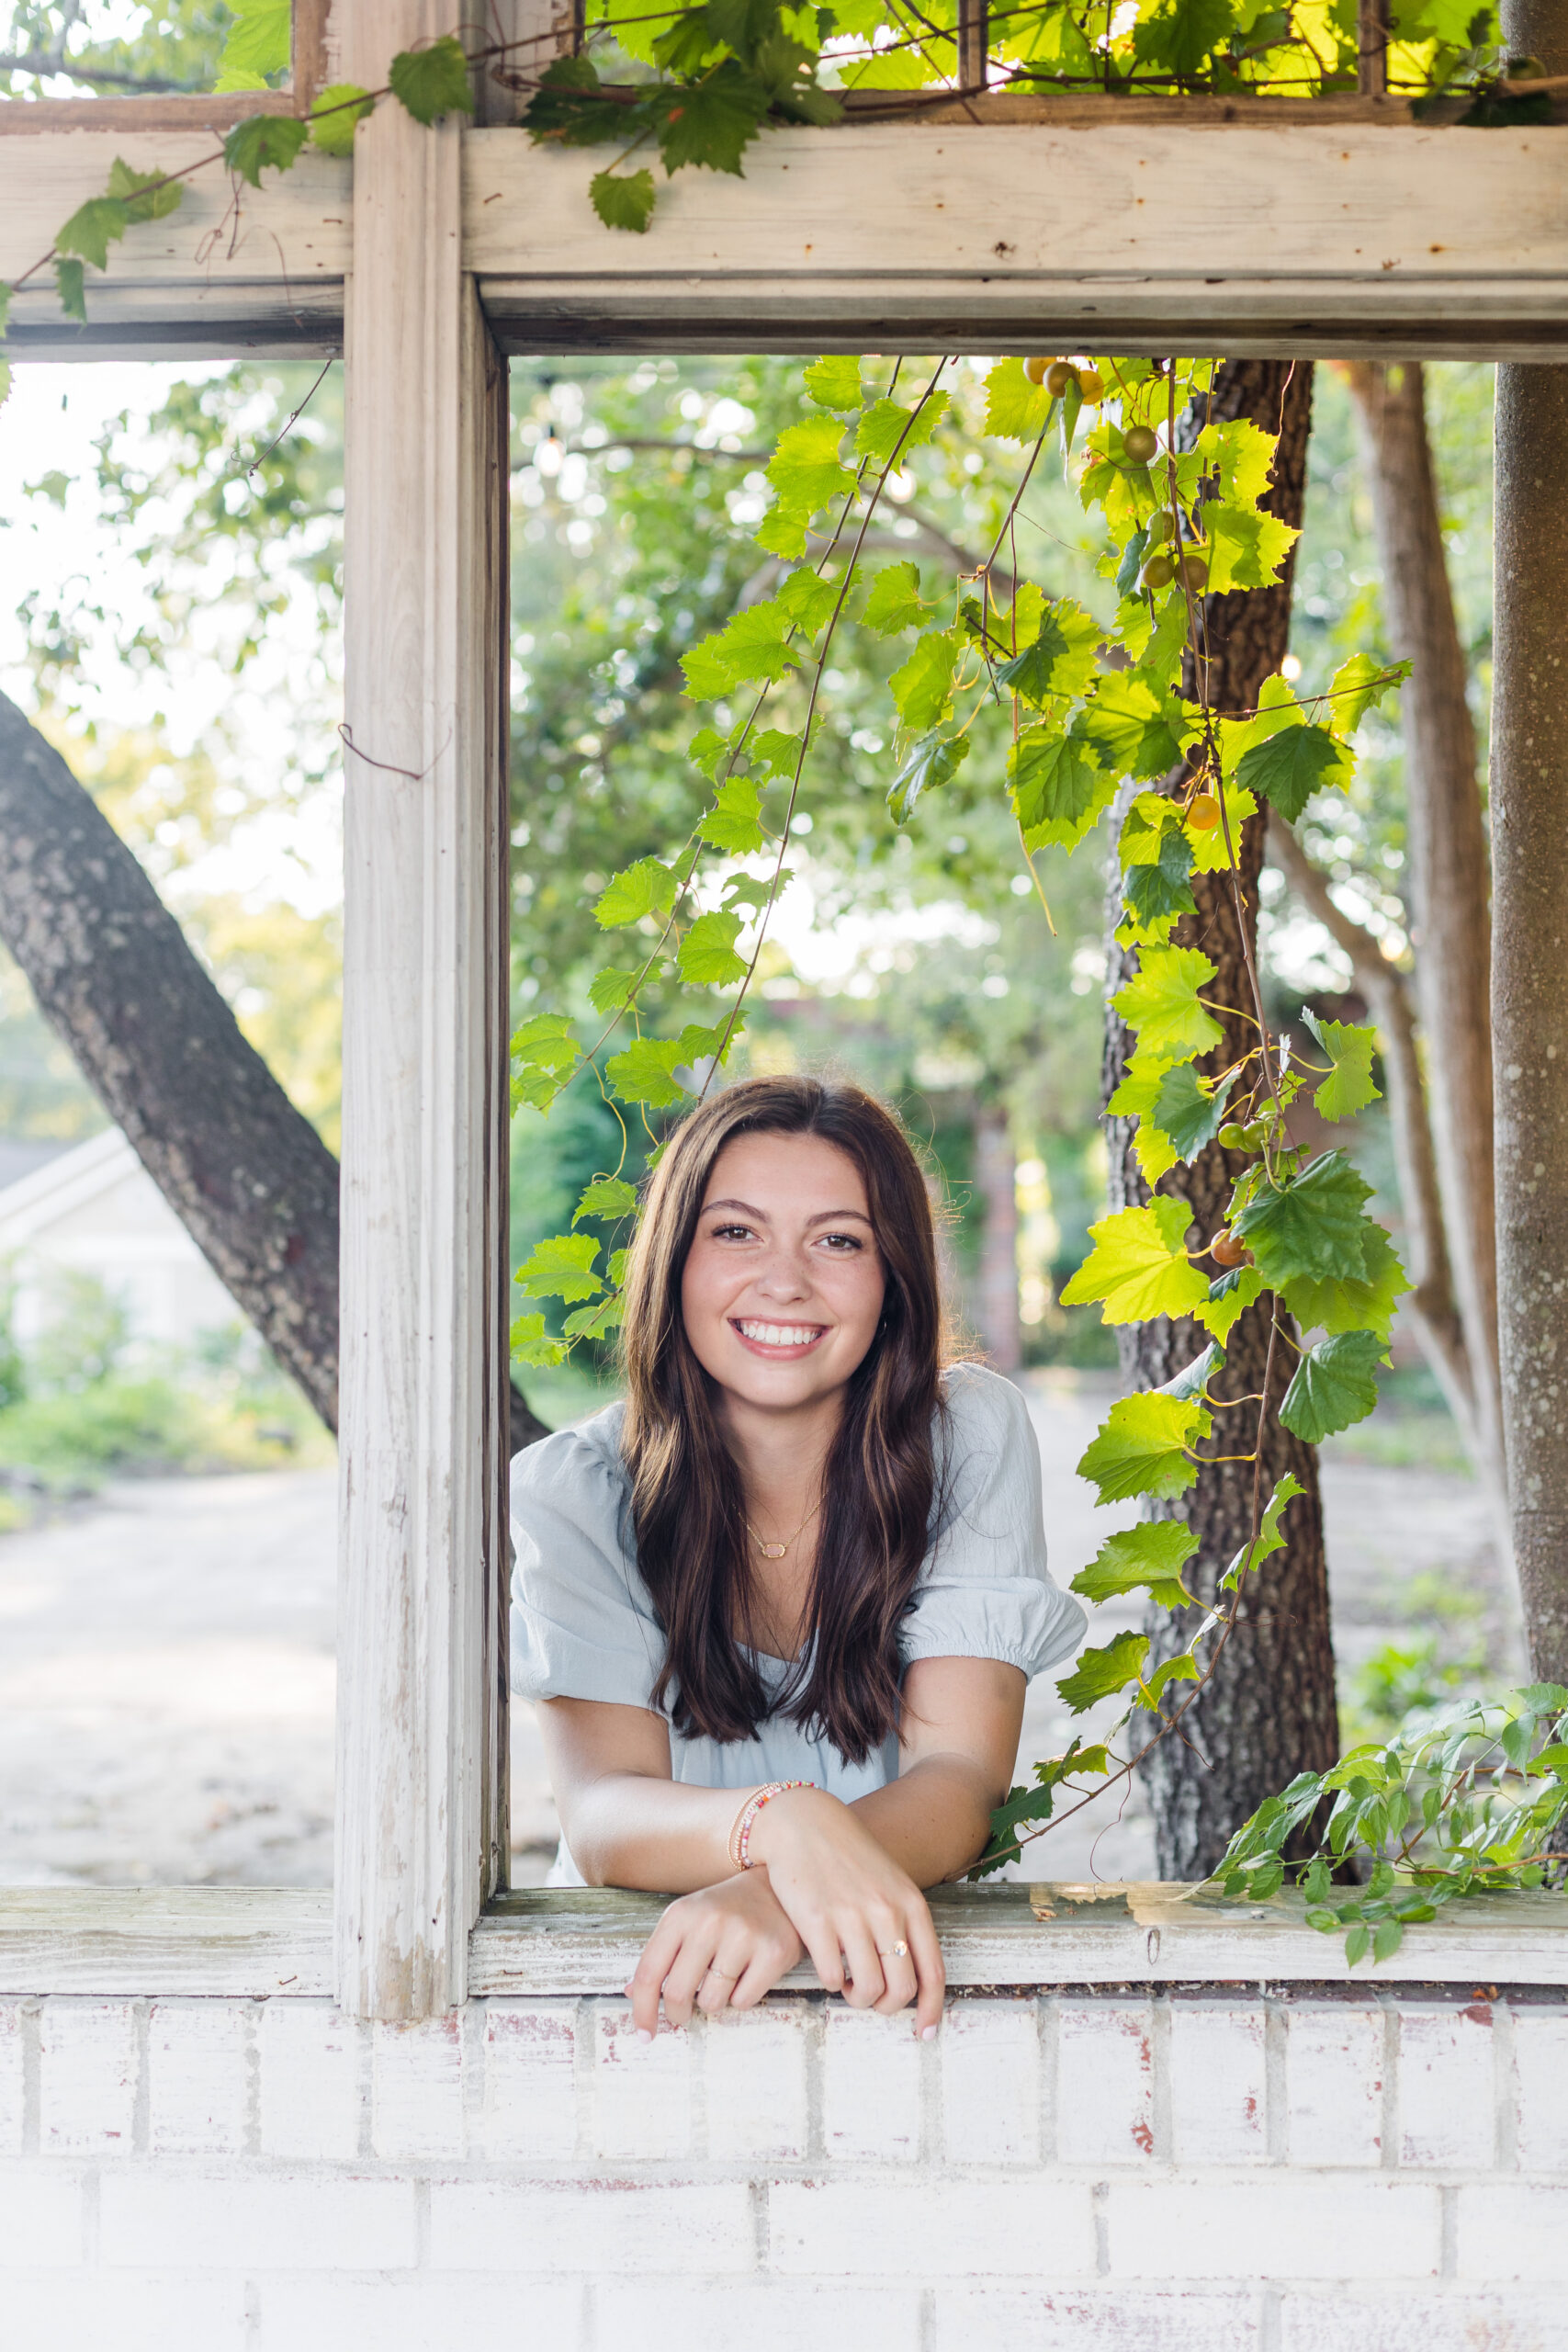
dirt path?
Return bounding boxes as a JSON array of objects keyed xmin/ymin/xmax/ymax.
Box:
[{"xmin": 0, "ymin": 1377, "xmax": 1512, "ymax": 1887}]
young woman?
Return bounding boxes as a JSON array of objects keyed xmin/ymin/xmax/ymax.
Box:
[{"xmin": 510, "ymin": 1076, "xmax": 1085, "ymax": 2038}]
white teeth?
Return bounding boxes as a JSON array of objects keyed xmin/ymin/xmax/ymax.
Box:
[{"xmin": 737, "ymin": 1321, "xmax": 823, "ymax": 1348}]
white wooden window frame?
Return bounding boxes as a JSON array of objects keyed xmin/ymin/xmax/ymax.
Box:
[{"xmin": 2, "ymin": 0, "xmax": 1566, "ymax": 2018}]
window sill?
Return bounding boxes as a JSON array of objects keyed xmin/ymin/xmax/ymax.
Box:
[{"xmin": 4, "ymin": 1881, "xmax": 1565, "ymax": 1999}]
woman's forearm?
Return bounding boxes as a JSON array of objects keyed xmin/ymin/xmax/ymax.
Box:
[
  {"xmin": 850, "ymin": 1753, "xmax": 997, "ymax": 1888},
  {"xmin": 559, "ymin": 1772, "xmax": 756, "ymax": 1892}
]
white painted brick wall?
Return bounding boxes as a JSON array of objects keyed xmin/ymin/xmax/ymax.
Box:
[{"xmin": 1, "ymin": 1985, "xmax": 1565, "ymax": 2351}]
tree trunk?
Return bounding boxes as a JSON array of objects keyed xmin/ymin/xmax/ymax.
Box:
[
  {"xmin": 1342, "ymin": 361, "xmax": 1506, "ymax": 1535},
  {"xmin": 973, "ymin": 1103, "xmax": 1021, "ymax": 1373},
  {"xmin": 0, "ymin": 690, "xmax": 548, "ymax": 1451},
  {"xmin": 1103, "ymin": 360, "xmax": 1340, "ymax": 1879},
  {"xmin": 1492, "ymin": 1, "xmax": 1568, "ymax": 1684}
]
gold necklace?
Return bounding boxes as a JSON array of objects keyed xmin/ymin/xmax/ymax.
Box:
[{"xmin": 748, "ymin": 1492, "xmax": 823, "ymax": 1562}]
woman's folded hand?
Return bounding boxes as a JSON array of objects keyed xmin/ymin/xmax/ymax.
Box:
[
  {"xmin": 626, "ymin": 1868, "xmax": 805, "ymax": 2035},
  {"xmin": 743, "ymin": 1785, "xmax": 945, "ymax": 2036}
]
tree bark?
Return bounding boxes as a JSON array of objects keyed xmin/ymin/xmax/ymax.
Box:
[
  {"xmin": 1103, "ymin": 359, "xmax": 1339, "ymax": 1879},
  {"xmin": 973, "ymin": 1103, "xmax": 1021, "ymax": 1373},
  {"xmin": 1493, "ymin": 0, "xmax": 1568, "ymax": 1683},
  {"xmin": 0, "ymin": 690, "xmax": 548, "ymax": 1451},
  {"xmin": 1342, "ymin": 361, "xmax": 1506, "ymax": 1531}
]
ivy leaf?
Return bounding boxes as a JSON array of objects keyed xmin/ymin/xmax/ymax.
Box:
[
  {"xmin": 1282, "ymin": 1224, "xmax": 1409, "ymax": 1345},
  {"xmin": 777, "ymin": 565, "xmax": 838, "ymax": 634},
  {"xmin": 1232, "ymin": 1151, "xmax": 1376, "ymax": 1285},
  {"xmin": 1113, "ymin": 944, "xmax": 1224, "ymax": 1061},
  {"xmin": 682, "ymin": 599, "xmax": 798, "ymax": 697},
  {"xmin": 982, "ymin": 356, "xmax": 1052, "ymax": 442},
  {"xmin": 697, "ymin": 776, "xmax": 767, "ymax": 854},
  {"xmin": 657, "ymin": 62, "xmax": 769, "ymax": 175},
  {"xmin": 509, "ymin": 1012, "xmax": 580, "ymax": 1111},
  {"xmin": 591, "ymin": 169, "xmax": 657, "ymax": 232},
  {"xmin": 994, "ymin": 601, "xmax": 1101, "ymax": 706},
  {"xmin": 678, "ymin": 909, "xmax": 748, "ymax": 986},
  {"xmin": 803, "ymin": 355, "xmax": 863, "ymax": 412},
  {"xmin": 54, "ymin": 197, "xmax": 130, "ymax": 274},
  {"xmin": 1009, "ymin": 728, "xmax": 1112, "ymax": 853},
  {"xmin": 511, "ymin": 1312, "xmax": 568, "ymax": 1369},
  {"xmin": 53, "ymin": 259, "xmax": 86, "ymax": 322},
  {"xmin": 310, "ymin": 82, "xmax": 374, "ymax": 155},
  {"xmin": 1056, "ymin": 1629, "xmax": 1151, "ymax": 1715},
  {"xmin": 1078, "ymin": 1391, "xmax": 1208, "ymax": 1505},
  {"xmin": 854, "ymin": 390, "xmax": 949, "ymax": 468},
  {"xmin": 1235, "ymin": 722, "xmax": 1348, "ymax": 824},
  {"xmin": 887, "ymin": 729, "xmax": 969, "ymax": 823},
  {"xmin": 1302, "ymin": 1007, "xmax": 1381, "ymax": 1121},
  {"xmin": 1149, "ymin": 1063, "xmax": 1236, "ymax": 1161},
  {"xmin": 106, "ymin": 158, "xmax": 183, "ymax": 224},
  {"xmin": 515, "ymin": 1232, "xmax": 603, "ymax": 1304},
  {"xmin": 862, "ymin": 560, "xmax": 931, "ymax": 637},
  {"xmin": 1325, "ymin": 650, "xmax": 1408, "ymax": 738},
  {"xmin": 1222, "ymin": 1471, "xmax": 1305, "ymax": 1589},
  {"xmin": 1072, "ymin": 1521, "xmax": 1200, "ymax": 1611},
  {"xmin": 1279, "ymin": 1329, "xmax": 1385, "ymax": 1443},
  {"xmin": 889, "ymin": 629, "xmax": 960, "ymax": 735},
  {"xmin": 1194, "ymin": 1262, "xmax": 1265, "ymax": 1343},
  {"xmin": 1123, "ymin": 826, "xmax": 1196, "ymax": 929},
  {"xmin": 389, "ymin": 35, "xmax": 476, "ymax": 125},
  {"xmin": 595, "ymin": 859, "xmax": 678, "ymax": 929},
  {"xmin": 1059, "ymin": 1195, "xmax": 1209, "ymax": 1324},
  {"xmin": 223, "ymin": 115, "xmax": 310, "ymax": 188},
  {"xmin": 573, "ymin": 1176, "xmax": 639, "ymax": 1225}
]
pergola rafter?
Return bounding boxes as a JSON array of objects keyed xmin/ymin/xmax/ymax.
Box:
[{"xmin": 1, "ymin": 0, "xmax": 1563, "ymax": 2020}]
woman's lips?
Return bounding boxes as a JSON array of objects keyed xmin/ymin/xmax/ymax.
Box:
[{"xmin": 729, "ymin": 1317, "xmax": 829, "ymax": 1358}]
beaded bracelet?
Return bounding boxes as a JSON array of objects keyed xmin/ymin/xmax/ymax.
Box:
[{"xmin": 728, "ymin": 1779, "xmax": 815, "ymax": 1871}]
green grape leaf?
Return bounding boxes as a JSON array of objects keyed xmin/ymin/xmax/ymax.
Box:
[
  {"xmin": 106, "ymin": 158, "xmax": 184, "ymax": 224},
  {"xmin": 509, "ymin": 1012, "xmax": 581, "ymax": 1110},
  {"xmin": 759, "ymin": 414, "xmax": 855, "ymax": 556},
  {"xmin": 1232, "ymin": 1151, "xmax": 1376, "ymax": 1285},
  {"xmin": 573, "ymin": 1176, "xmax": 639, "ymax": 1225},
  {"xmin": 1194, "ymin": 1262, "xmax": 1266, "ymax": 1343},
  {"xmin": 1235, "ymin": 721, "xmax": 1348, "ymax": 824},
  {"xmin": 1113, "ymin": 944, "xmax": 1224, "ymax": 1060},
  {"xmin": 595, "ymin": 859, "xmax": 678, "ymax": 929},
  {"xmin": 657, "ymin": 62, "xmax": 769, "ymax": 175},
  {"xmin": 510, "ymin": 1312, "xmax": 568, "ymax": 1369},
  {"xmin": 389, "ymin": 35, "xmax": 476, "ymax": 125},
  {"xmin": 682, "ymin": 599, "xmax": 798, "ymax": 697},
  {"xmin": 1056, "ymin": 1629, "xmax": 1151, "ymax": 1715},
  {"xmin": 54, "ymin": 197, "xmax": 130, "ymax": 273},
  {"xmin": 1143, "ymin": 1651, "xmax": 1201, "ymax": 1709},
  {"xmin": 215, "ymin": 0, "xmax": 291, "ymax": 86},
  {"xmin": 1010, "ymin": 728, "xmax": 1112, "ymax": 853},
  {"xmin": 777, "ymin": 564, "xmax": 838, "ymax": 634},
  {"xmin": 982, "ymin": 356, "xmax": 1052, "ymax": 442},
  {"xmin": 697, "ymin": 776, "xmax": 767, "ymax": 854},
  {"xmin": 1149, "ymin": 1063, "xmax": 1236, "ymax": 1162},
  {"xmin": 604, "ymin": 1035, "xmax": 686, "ymax": 1107},
  {"xmin": 222, "ymin": 114, "xmax": 309, "ymax": 188},
  {"xmin": 890, "ymin": 629, "xmax": 960, "ymax": 734},
  {"xmin": 1222, "ymin": 1471, "xmax": 1305, "ymax": 1589},
  {"xmin": 688, "ymin": 725, "xmax": 734, "ymax": 779},
  {"xmin": 1077, "ymin": 1391, "xmax": 1208, "ymax": 1505},
  {"xmin": 1081, "ymin": 671, "xmax": 1187, "ymax": 780},
  {"xmin": 1104, "ymin": 1049, "xmax": 1180, "ymax": 1185},
  {"xmin": 1115, "ymin": 522, "xmax": 1150, "ymax": 601},
  {"xmin": 522, "ymin": 52, "xmax": 623, "ymax": 145},
  {"xmin": 1159, "ymin": 1339, "xmax": 1225, "ymax": 1404},
  {"xmin": 862, "ymin": 560, "xmax": 931, "ymax": 637},
  {"xmin": 1280, "ymin": 1224, "xmax": 1410, "ymax": 1344},
  {"xmin": 1072, "ymin": 1520, "xmax": 1201, "ymax": 1611},
  {"xmin": 887, "ymin": 729, "xmax": 969, "ymax": 824},
  {"xmin": 563, "ymin": 1291, "xmax": 627, "ymax": 1340},
  {"xmin": 1202, "ymin": 501, "xmax": 1298, "ymax": 594},
  {"xmin": 591, "ymin": 168, "xmax": 657, "ymax": 232},
  {"xmin": 53, "ymin": 259, "xmax": 86, "ymax": 322},
  {"xmin": 803, "ymin": 355, "xmax": 863, "ymax": 412},
  {"xmin": 515, "ymin": 1231, "xmax": 603, "ymax": 1304},
  {"xmin": 309, "ymin": 83, "xmax": 374, "ymax": 155},
  {"xmin": 995, "ymin": 600, "xmax": 1101, "ymax": 707},
  {"xmin": 1058, "ymin": 1195, "xmax": 1209, "ymax": 1324},
  {"xmin": 678, "ymin": 909, "xmax": 748, "ymax": 986},
  {"xmin": 1122, "ymin": 826, "xmax": 1197, "ymax": 929},
  {"xmin": 749, "ymin": 728, "xmax": 802, "ymax": 778},
  {"xmin": 1279, "ymin": 1329, "xmax": 1385, "ymax": 1443},
  {"xmin": 854, "ymin": 390, "xmax": 950, "ymax": 468},
  {"xmin": 1302, "ymin": 1007, "xmax": 1381, "ymax": 1121},
  {"xmin": 1325, "ymin": 650, "xmax": 1408, "ymax": 738},
  {"xmin": 586, "ymin": 967, "xmax": 644, "ymax": 1013}
]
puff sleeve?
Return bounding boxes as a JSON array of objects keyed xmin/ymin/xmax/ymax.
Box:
[
  {"xmin": 899, "ymin": 1363, "xmax": 1086, "ymax": 1678},
  {"xmin": 508, "ymin": 1409, "xmax": 666, "ymax": 1711}
]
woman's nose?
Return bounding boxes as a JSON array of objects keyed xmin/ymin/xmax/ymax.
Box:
[{"xmin": 753, "ymin": 1245, "xmax": 812, "ymax": 1299}]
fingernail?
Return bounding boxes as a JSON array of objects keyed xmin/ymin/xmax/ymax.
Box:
[
  {"xmin": 636, "ymin": 2027, "xmax": 653, "ymax": 2044},
  {"xmin": 921, "ymin": 2024, "xmax": 938, "ymax": 2041}
]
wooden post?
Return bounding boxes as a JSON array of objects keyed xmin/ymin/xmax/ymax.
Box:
[
  {"xmin": 1493, "ymin": 0, "xmax": 1568, "ymax": 1682},
  {"xmin": 335, "ymin": 0, "xmax": 511, "ymax": 2019},
  {"xmin": 957, "ymin": 0, "xmax": 989, "ymax": 93}
]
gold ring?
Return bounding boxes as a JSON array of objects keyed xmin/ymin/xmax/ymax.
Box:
[
  {"xmin": 707, "ymin": 1965, "xmax": 739, "ymax": 1980},
  {"xmin": 879, "ymin": 1940, "xmax": 910, "ymax": 1960}
]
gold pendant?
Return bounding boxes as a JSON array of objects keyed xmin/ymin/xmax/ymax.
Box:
[{"xmin": 761, "ymin": 1541, "xmax": 787, "ymax": 1559}]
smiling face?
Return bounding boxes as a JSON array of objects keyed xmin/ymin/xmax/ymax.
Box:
[{"xmin": 679, "ymin": 1129, "xmax": 887, "ymax": 1423}]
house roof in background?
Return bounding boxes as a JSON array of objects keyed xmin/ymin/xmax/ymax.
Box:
[{"xmin": 0, "ymin": 1127, "xmax": 138, "ymax": 1245}]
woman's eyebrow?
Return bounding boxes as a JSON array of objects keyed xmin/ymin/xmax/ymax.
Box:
[
  {"xmin": 806, "ymin": 1208, "xmax": 874, "ymax": 1226},
  {"xmin": 701, "ymin": 1197, "xmax": 767, "ymax": 1218}
]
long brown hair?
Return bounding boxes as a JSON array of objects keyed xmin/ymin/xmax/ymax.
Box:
[{"xmin": 620, "ymin": 1075, "xmax": 947, "ymax": 1763}]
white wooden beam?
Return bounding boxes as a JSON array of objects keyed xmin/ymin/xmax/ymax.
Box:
[
  {"xmin": 467, "ymin": 114, "xmax": 1568, "ymax": 360},
  {"xmin": 336, "ymin": 0, "xmax": 511, "ymax": 2023}
]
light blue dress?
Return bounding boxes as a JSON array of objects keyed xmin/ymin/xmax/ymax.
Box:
[{"xmin": 509, "ymin": 1361, "xmax": 1087, "ymax": 1885}]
